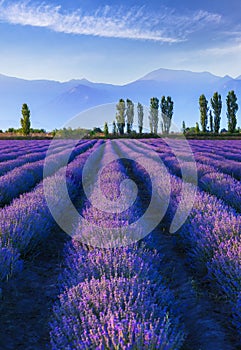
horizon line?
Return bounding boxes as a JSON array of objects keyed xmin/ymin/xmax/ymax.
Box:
[{"xmin": 0, "ymin": 68, "xmax": 238, "ymax": 86}]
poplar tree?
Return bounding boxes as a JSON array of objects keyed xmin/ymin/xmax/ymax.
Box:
[
  {"xmin": 209, "ymin": 110, "xmax": 214, "ymax": 132},
  {"xmin": 112, "ymin": 121, "xmax": 117, "ymax": 135},
  {"xmin": 199, "ymin": 94, "xmax": 208, "ymax": 132},
  {"xmin": 149, "ymin": 97, "xmax": 159, "ymax": 134},
  {"xmin": 226, "ymin": 90, "xmax": 238, "ymax": 133},
  {"xmin": 161, "ymin": 96, "xmax": 174, "ymax": 134},
  {"xmin": 21, "ymin": 103, "xmax": 31, "ymax": 136},
  {"xmin": 126, "ymin": 99, "xmax": 134, "ymax": 134},
  {"xmin": 116, "ymin": 99, "xmax": 126, "ymax": 135},
  {"xmin": 104, "ymin": 122, "xmax": 109, "ymax": 137},
  {"xmin": 195, "ymin": 122, "xmax": 200, "ymax": 133},
  {"xmin": 211, "ymin": 92, "xmax": 222, "ymax": 133},
  {"xmin": 137, "ymin": 102, "xmax": 144, "ymax": 134}
]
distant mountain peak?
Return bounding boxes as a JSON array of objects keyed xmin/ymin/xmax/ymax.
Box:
[
  {"xmin": 68, "ymin": 78, "xmax": 91, "ymax": 84},
  {"xmin": 1, "ymin": 68, "xmax": 241, "ymax": 131},
  {"xmin": 139, "ymin": 68, "xmax": 220, "ymax": 82}
]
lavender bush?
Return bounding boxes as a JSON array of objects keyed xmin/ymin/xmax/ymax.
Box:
[{"xmin": 51, "ymin": 276, "xmax": 184, "ymax": 350}]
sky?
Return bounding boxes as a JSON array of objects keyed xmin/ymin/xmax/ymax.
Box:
[{"xmin": 0, "ymin": 0, "xmax": 241, "ymax": 84}]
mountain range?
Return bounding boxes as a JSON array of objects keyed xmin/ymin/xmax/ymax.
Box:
[{"xmin": 0, "ymin": 68, "xmax": 241, "ymax": 131}]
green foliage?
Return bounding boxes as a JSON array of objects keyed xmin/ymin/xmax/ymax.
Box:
[
  {"xmin": 126, "ymin": 99, "xmax": 134, "ymax": 134},
  {"xmin": 21, "ymin": 103, "xmax": 31, "ymax": 136},
  {"xmin": 210, "ymin": 92, "xmax": 222, "ymax": 133},
  {"xmin": 5, "ymin": 127, "xmax": 45, "ymax": 134},
  {"xmin": 161, "ymin": 96, "xmax": 174, "ymax": 134},
  {"xmin": 52, "ymin": 129, "xmax": 58, "ymax": 137},
  {"xmin": 149, "ymin": 97, "xmax": 159, "ymax": 133},
  {"xmin": 116, "ymin": 99, "xmax": 126, "ymax": 135},
  {"xmin": 54, "ymin": 127, "xmax": 90, "ymax": 139},
  {"xmin": 93, "ymin": 127, "xmax": 102, "ymax": 133},
  {"xmin": 195, "ymin": 122, "xmax": 200, "ymax": 133},
  {"xmin": 7, "ymin": 127, "xmax": 17, "ymax": 133},
  {"xmin": 226, "ymin": 90, "xmax": 238, "ymax": 133},
  {"xmin": 182, "ymin": 121, "xmax": 186, "ymax": 134},
  {"xmin": 112, "ymin": 121, "xmax": 117, "ymax": 135},
  {"xmin": 199, "ymin": 94, "xmax": 208, "ymax": 132},
  {"xmin": 104, "ymin": 122, "xmax": 109, "ymax": 137},
  {"xmin": 137, "ymin": 102, "xmax": 144, "ymax": 134},
  {"xmin": 209, "ymin": 111, "xmax": 213, "ymax": 133},
  {"xmin": 30, "ymin": 128, "xmax": 46, "ymax": 133}
]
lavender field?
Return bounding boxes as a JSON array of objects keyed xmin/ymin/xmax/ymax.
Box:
[{"xmin": 0, "ymin": 138, "xmax": 240, "ymax": 350}]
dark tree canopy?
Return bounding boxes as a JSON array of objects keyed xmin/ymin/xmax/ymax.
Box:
[
  {"xmin": 161, "ymin": 96, "xmax": 174, "ymax": 134},
  {"xmin": 195, "ymin": 122, "xmax": 200, "ymax": 133},
  {"xmin": 104, "ymin": 122, "xmax": 109, "ymax": 137},
  {"xmin": 126, "ymin": 99, "xmax": 134, "ymax": 134},
  {"xmin": 199, "ymin": 94, "xmax": 208, "ymax": 132},
  {"xmin": 137, "ymin": 102, "xmax": 144, "ymax": 134},
  {"xmin": 112, "ymin": 121, "xmax": 117, "ymax": 135},
  {"xmin": 209, "ymin": 110, "xmax": 214, "ymax": 133},
  {"xmin": 211, "ymin": 92, "xmax": 222, "ymax": 133},
  {"xmin": 226, "ymin": 90, "xmax": 238, "ymax": 133},
  {"xmin": 116, "ymin": 99, "xmax": 126, "ymax": 135},
  {"xmin": 149, "ymin": 97, "xmax": 159, "ymax": 134},
  {"xmin": 21, "ymin": 103, "xmax": 31, "ymax": 136}
]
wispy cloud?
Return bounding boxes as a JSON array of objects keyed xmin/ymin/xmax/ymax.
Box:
[
  {"xmin": 199, "ymin": 42, "xmax": 241, "ymax": 56},
  {"xmin": 0, "ymin": 1, "xmax": 222, "ymax": 43}
]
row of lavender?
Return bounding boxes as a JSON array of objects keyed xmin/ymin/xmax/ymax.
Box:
[
  {"xmin": 143, "ymin": 139, "xmax": 241, "ymax": 212},
  {"xmin": 0, "ymin": 140, "xmax": 98, "ymax": 284},
  {"xmin": 50, "ymin": 140, "xmax": 185, "ymax": 349},
  {"xmin": 0, "ymin": 140, "xmax": 51, "ymax": 162},
  {"xmin": 0, "ymin": 139, "xmax": 77, "ymax": 176},
  {"xmin": 139, "ymin": 139, "xmax": 241, "ymax": 342},
  {"xmin": 0, "ymin": 140, "xmax": 93, "ymax": 207}
]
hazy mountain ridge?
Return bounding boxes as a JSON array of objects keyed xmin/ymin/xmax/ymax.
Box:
[{"xmin": 0, "ymin": 69, "xmax": 240, "ymax": 130}]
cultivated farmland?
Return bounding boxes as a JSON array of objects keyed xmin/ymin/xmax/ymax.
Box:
[{"xmin": 0, "ymin": 139, "xmax": 240, "ymax": 350}]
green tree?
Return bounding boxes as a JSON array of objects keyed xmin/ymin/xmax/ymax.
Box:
[
  {"xmin": 209, "ymin": 110, "xmax": 214, "ymax": 132},
  {"xmin": 112, "ymin": 121, "xmax": 117, "ymax": 135},
  {"xmin": 149, "ymin": 97, "xmax": 159, "ymax": 134},
  {"xmin": 182, "ymin": 121, "xmax": 186, "ymax": 134},
  {"xmin": 116, "ymin": 99, "xmax": 126, "ymax": 135},
  {"xmin": 137, "ymin": 102, "xmax": 144, "ymax": 134},
  {"xmin": 210, "ymin": 92, "xmax": 222, "ymax": 133},
  {"xmin": 161, "ymin": 96, "xmax": 174, "ymax": 134},
  {"xmin": 21, "ymin": 103, "xmax": 31, "ymax": 135},
  {"xmin": 126, "ymin": 99, "xmax": 134, "ymax": 134},
  {"xmin": 104, "ymin": 122, "xmax": 109, "ymax": 137},
  {"xmin": 226, "ymin": 90, "xmax": 238, "ymax": 133},
  {"xmin": 199, "ymin": 94, "xmax": 208, "ymax": 132},
  {"xmin": 195, "ymin": 122, "xmax": 200, "ymax": 133}
]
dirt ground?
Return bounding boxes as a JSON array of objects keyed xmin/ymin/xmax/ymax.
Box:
[{"xmin": 0, "ymin": 230, "xmax": 69, "ymax": 350}]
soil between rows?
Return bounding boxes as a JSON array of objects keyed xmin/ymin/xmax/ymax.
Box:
[{"xmin": 0, "ymin": 230, "xmax": 70, "ymax": 350}]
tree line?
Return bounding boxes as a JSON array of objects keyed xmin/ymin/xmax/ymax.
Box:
[
  {"xmin": 1, "ymin": 104, "xmax": 47, "ymax": 135},
  {"xmin": 3, "ymin": 91, "xmax": 241, "ymax": 137},
  {"xmin": 104, "ymin": 96, "xmax": 174, "ymax": 136},
  {"xmin": 183, "ymin": 90, "xmax": 239, "ymax": 134},
  {"xmin": 1, "ymin": 103, "xmax": 35, "ymax": 135}
]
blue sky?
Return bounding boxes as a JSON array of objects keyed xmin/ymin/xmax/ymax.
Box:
[{"xmin": 0, "ymin": 0, "xmax": 241, "ymax": 84}]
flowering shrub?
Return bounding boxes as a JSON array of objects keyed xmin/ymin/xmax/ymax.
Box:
[
  {"xmin": 51, "ymin": 275, "xmax": 184, "ymax": 350},
  {"xmin": 0, "ymin": 140, "xmax": 98, "ymax": 282},
  {"xmin": 51, "ymin": 140, "xmax": 185, "ymax": 349},
  {"xmin": 0, "ymin": 246, "xmax": 23, "ymax": 282},
  {"xmin": 141, "ymin": 138, "xmax": 241, "ymax": 339}
]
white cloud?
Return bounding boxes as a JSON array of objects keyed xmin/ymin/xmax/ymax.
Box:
[
  {"xmin": 0, "ymin": 1, "xmax": 222, "ymax": 43},
  {"xmin": 199, "ymin": 42, "xmax": 241, "ymax": 56},
  {"xmin": 192, "ymin": 10, "xmax": 221, "ymax": 24}
]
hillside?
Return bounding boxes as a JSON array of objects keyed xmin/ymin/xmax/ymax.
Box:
[{"xmin": 0, "ymin": 69, "xmax": 240, "ymax": 131}]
